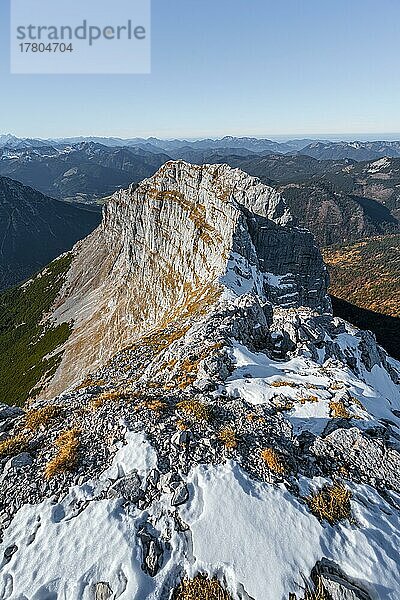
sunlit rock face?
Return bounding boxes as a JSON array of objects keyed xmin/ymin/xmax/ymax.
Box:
[{"xmin": 43, "ymin": 160, "xmax": 328, "ymax": 397}]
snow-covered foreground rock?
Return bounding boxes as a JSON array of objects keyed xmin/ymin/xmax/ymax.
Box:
[{"xmin": 1, "ymin": 162, "xmax": 400, "ymax": 599}]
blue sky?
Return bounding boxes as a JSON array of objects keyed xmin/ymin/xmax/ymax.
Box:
[{"xmin": 1, "ymin": 0, "xmax": 400, "ymax": 139}]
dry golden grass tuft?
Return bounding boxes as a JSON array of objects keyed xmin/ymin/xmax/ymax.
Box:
[
  {"xmin": 128, "ymin": 326, "xmax": 191, "ymax": 356},
  {"xmin": 329, "ymin": 400, "xmax": 351, "ymax": 419},
  {"xmin": 218, "ymin": 427, "xmax": 238, "ymax": 449},
  {"xmin": 299, "ymin": 395, "xmax": 319, "ymax": 405},
  {"xmin": 25, "ymin": 405, "xmax": 60, "ymax": 430},
  {"xmin": 0, "ymin": 433, "xmax": 29, "ymax": 458},
  {"xmin": 273, "ymin": 400, "xmax": 294, "ymax": 412},
  {"xmin": 176, "ymin": 419, "xmax": 188, "ymax": 431},
  {"xmin": 270, "ymin": 380, "xmax": 297, "ymax": 388},
  {"xmin": 307, "ymin": 483, "xmax": 352, "ymax": 525},
  {"xmin": 74, "ymin": 376, "xmax": 106, "ymax": 391},
  {"xmin": 45, "ymin": 428, "xmax": 80, "ymax": 479},
  {"xmin": 136, "ymin": 398, "xmax": 167, "ymax": 414},
  {"xmin": 260, "ymin": 447, "xmax": 285, "ymax": 474},
  {"xmin": 173, "ymin": 574, "xmax": 232, "ymax": 600},
  {"xmin": 177, "ymin": 373, "xmax": 198, "ymax": 390},
  {"xmin": 329, "ymin": 382, "xmax": 345, "ymax": 391},
  {"xmin": 246, "ymin": 412, "xmax": 266, "ymax": 423},
  {"xmin": 289, "ymin": 576, "xmax": 329, "ymax": 599},
  {"xmin": 90, "ymin": 389, "xmax": 129, "ymax": 410},
  {"xmin": 176, "ymin": 399, "xmax": 210, "ymax": 422},
  {"xmin": 349, "ymin": 395, "xmax": 364, "ymax": 409},
  {"xmin": 176, "ymin": 353, "xmax": 207, "ymax": 390}
]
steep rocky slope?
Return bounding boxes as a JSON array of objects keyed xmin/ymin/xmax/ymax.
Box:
[
  {"xmin": 323, "ymin": 235, "xmax": 400, "ymax": 360},
  {"xmin": 42, "ymin": 161, "xmax": 326, "ymax": 399},
  {"xmin": 0, "ymin": 177, "xmax": 101, "ymax": 291},
  {"xmin": 0, "ymin": 162, "xmax": 399, "ymax": 600},
  {"xmin": 324, "ymin": 235, "xmax": 400, "ymax": 318}
]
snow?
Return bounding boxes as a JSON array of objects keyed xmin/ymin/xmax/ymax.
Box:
[
  {"xmin": 264, "ymin": 272, "xmax": 294, "ymax": 289},
  {"xmin": 289, "ymin": 397, "xmax": 331, "ymax": 435},
  {"xmin": 225, "ymin": 340, "xmax": 400, "ymax": 437},
  {"xmin": 0, "ymin": 432, "xmax": 166, "ymax": 600},
  {"xmin": 181, "ymin": 461, "xmax": 400, "ymax": 599},
  {"xmin": 368, "ymin": 157, "xmax": 390, "ymax": 173},
  {"xmin": 101, "ymin": 430, "xmax": 157, "ymax": 480},
  {"xmin": 220, "ymin": 252, "xmax": 266, "ymax": 300},
  {"xmin": 226, "ymin": 342, "xmax": 332, "ymax": 405},
  {"xmin": 1, "ymin": 402, "xmax": 400, "ymax": 599},
  {"xmin": 1, "ymin": 308, "xmax": 400, "ymax": 599}
]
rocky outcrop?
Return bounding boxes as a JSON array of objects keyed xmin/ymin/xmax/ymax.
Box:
[
  {"xmin": 44, "ymin": 161, "xmax": 329, "ymax": 397},
  {"xmin": 311, "ymin": 559, "xmax": 373, "ymax": 600}
]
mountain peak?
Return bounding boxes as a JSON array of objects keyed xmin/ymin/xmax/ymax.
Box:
[{"xmin": 38, "ymin": 160, "xmax": 328, "ymax": 398}]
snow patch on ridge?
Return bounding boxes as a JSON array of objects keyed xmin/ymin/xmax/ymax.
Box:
[
  {"xmin": 0, "ymin": 432, "xmax": 163, "ymax": 600},
  {"xmin": 180, "ymin": 461, "xmax": 400, "ymax": 599},
  {"xmin": 225, "ymin": 341, "xmax": 400, "ymax": 437}
]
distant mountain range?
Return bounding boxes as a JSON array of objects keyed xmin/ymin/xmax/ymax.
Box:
[
  {"xmin": 1, "ymin": 134, "xmax": 400, "ymax": 248},
  {"xmin": 0, "ymin": 142, "xmax": 170, "ymax": 203},
  {"xmin": 298, "ymin": 140, "xmax": 400, "ymax": 161},
  {"xmin": 0, "ymin": 177, "xmax": 101, "ymax": 291},
  {"xmin": 0, "ymin": 134, "xmax": 314, "ymax": 154},
  {"xmin": 3, "ymin": 133, "xmax": 400, "ymax": 161}
]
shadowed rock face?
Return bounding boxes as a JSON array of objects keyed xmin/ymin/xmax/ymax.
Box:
[
  {"xmin": 0, "ymin": 176, "xmax": 101, "ymax": 291},
  {"xmin": 42, "ymin": 161, "xmax": 329, "ymax": 397}
]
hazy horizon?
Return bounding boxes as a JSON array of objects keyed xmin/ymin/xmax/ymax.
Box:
[{"xmin": 3, "ymin": 131, "xmax": 400, "ymax": 143}]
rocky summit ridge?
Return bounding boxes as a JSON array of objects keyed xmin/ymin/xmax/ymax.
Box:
[
  {"xmin": 43, "ymin": 160, "xmax": 328, "ymax": 398},
  {"xmin": 0, "ymin": 161, "xmax": 400, "ymax": 600}
]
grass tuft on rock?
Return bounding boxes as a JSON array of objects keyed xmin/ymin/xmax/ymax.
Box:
[
  {"xmin": 173, "ymin": 574, "xmax": 232, "ymax": 600},
  {"xmin": 0, "ymin": 433, "xmax": 29, "ymax": 458},
  {"xmin": 45, "ymin": 428, "xmax": 80, "ymax": 479},
  {"xmin": 307, "ymin": 483, "xmax": 352, "ymax": 525},
  {"xmin": 260, "ymin": 447, "xmax": 285, "ymax": 474},
  {"xmin": 136, "ymin": 398, "xmax": 167, "ymax": 414},
  {"xmin": 25, "ymin": 405, "xmax": 60, "ymax": 430},
  {"xmin": 176, "ymin": 399, "xmax": 210, "ymax": 422},
  {"xmin": 270, "ymin": 380, "xmax": 297, "ymax": 388},
  {"xmin": 218, "ymin": 427, "xmax": 238, "ymax": 449},
  {"xmin": 329, "ymin": 400, "xmax": 351, "ymax": 419},
  {"xmin": 90, "ymin": 389, "xmax": 130, "ymax": 410}
]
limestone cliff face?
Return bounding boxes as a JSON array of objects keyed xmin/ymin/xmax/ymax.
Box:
[{"xmin": 44, "ymin": 161, "xmax": 329, "ymax": 397}]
